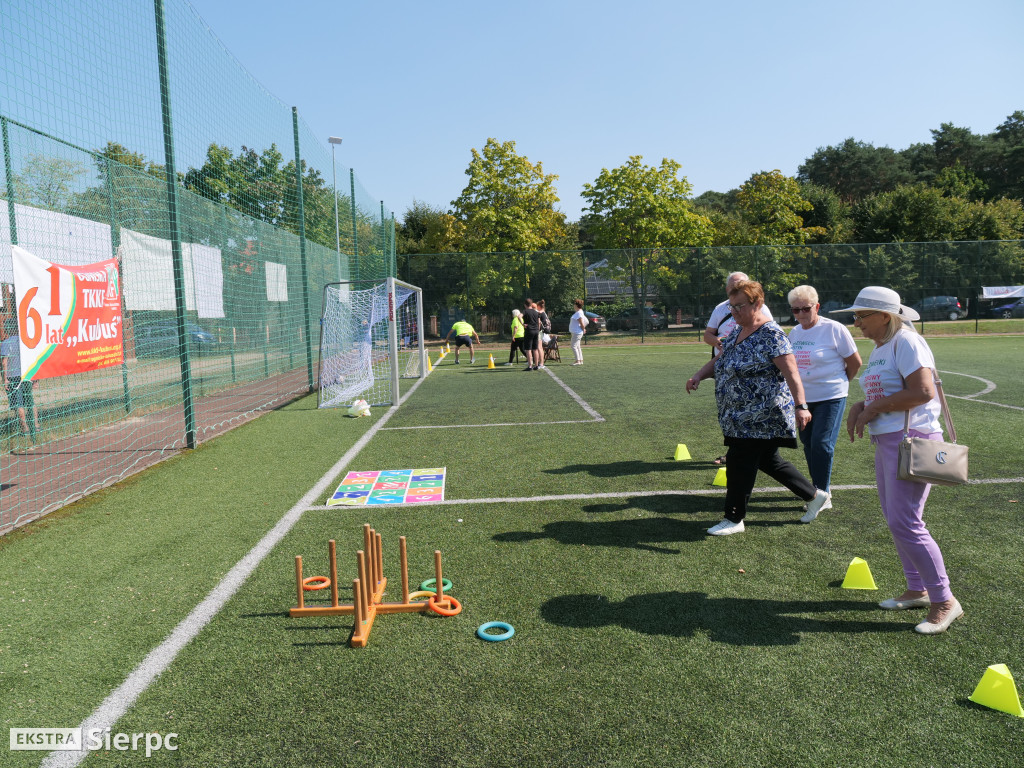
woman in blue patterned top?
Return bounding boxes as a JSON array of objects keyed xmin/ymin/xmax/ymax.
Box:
[{"xmin": 686, "ymin": 280, "xmax": 830, "ymax": 535}]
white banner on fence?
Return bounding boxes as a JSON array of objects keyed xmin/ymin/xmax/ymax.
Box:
[
  {"xmin": 0, "ymin": 200, "xmax": 113, "ymax": 283},
  {"xmin": 265, "ymin": 261, "xmax": 288, "ymax": 302},
  {"xmin": 981, "ymin": 286, "xmax": 1024, "ymax": 299},
  {"xmin": 118, "ymin": 229, "xmax": 224, "ymax": 318}
]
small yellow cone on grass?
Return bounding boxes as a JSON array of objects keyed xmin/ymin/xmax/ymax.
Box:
[
  {"xmin": 446, "ymin": 343, "xmax": 451, "ymax": 352},
  {"xmin": 674, "ymin": 444, "xmax": 691, "ymax": 461},
  {"xmin": 712, "ymin": 467, "xmax": 727, "ymax": 486},
  {"xmin": 841, "ymin": 557, "xmax": 878, "ymax": 590},
  {"xmin": 427, "ymin": 355, "xmax": 433, "ymax": 372},
  {"xmin": 969, "ymin": 664, "xmax": 1024, "ymax": 717},
  {"xmin": 488, "ymin": 354, "xmax": 495, "ymax": 369}
]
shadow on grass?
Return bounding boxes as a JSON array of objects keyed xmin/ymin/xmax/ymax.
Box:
[
  {"xmin": 494, "ymin": 516, "xmax": 711, "ymax": 554},
  {"xmin": 544, "ymin": 460, "xmax": 714, "ymax": 477},
  {"xmin": 541, "ymin": 591, "xmax": 909, "ymax": 646}
]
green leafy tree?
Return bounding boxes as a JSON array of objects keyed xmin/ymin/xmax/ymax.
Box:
[
  {"xmin": 580, "ymin": 156, "xmax": 713, "ymax": 309},
  {"xmin": 798, "ymin": 138, "xmax": 914, "ymax": 201},
  {"xmin": 9, "ymin": 153, "xmax": 88, "ymax": 211},
  {"xmin": 452, "ymin": 138, "xmax": 569, "ymax": 253}
]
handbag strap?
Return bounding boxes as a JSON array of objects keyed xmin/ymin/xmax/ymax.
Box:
[{"xmin": 897, "ymin": 335, "xmax": 957, "ymax": 442}]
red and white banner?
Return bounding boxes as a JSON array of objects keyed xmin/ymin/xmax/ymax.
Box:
[{"xmin": 12, "ymin": 245, "xmax": 123, "ymax": 381}]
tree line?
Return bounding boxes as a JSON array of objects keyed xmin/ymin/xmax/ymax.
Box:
[{"xmin": 398, "ymin": 111, "xmax": 1024, "ymax": 257}]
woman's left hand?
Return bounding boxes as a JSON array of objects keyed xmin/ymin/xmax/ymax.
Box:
[{"xmin": 795, "ymin": 408, "xmax": 812, "ymax": 431}]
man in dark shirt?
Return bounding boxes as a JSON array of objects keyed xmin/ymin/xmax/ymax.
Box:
[{"xmin": 521, "ymin": 299, "xmax": 541, "ymax": 371}]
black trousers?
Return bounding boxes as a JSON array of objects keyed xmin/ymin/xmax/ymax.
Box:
[
  {"xmin": 723, "ymin": 441, "xmax": 816, "ymax": 523},
  {"xmin": 508, "ymin": 338, "xmax": 525, "ymax": 363}
]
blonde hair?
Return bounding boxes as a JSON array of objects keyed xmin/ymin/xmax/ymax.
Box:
[
  {"xmin": 879, "ymin": 312, "xmax": 912, "ymax": 344},
  {"xmin": 787, "ymin": 285, "xmax": 818, "ymax": 306}
]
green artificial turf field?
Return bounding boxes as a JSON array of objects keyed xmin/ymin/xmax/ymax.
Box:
[{"xmin": 2, "ymin": 336, "xmax": 1022, "ymax": 767}]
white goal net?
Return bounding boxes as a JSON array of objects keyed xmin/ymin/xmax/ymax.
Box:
[{"xmin": 318, "ymin": 278, "xmax": 425, "ymax": 409}]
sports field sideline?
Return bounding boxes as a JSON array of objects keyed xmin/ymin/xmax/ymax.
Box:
[{"xmin": 3, "ymin": 336, "xmax": 1022, "ymax": 767}]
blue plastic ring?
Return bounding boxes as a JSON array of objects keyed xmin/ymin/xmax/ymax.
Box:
[{"xmin": 476, "ymin": 621, "xmax": 515, "ymax": 642}]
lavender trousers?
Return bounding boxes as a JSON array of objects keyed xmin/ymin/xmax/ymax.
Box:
[{"xmin": 872, "ymin": 430, "xmax": 952, "ymax": 603}]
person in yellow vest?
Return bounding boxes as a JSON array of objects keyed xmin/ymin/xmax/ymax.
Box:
[
  {"xmin": 506, "ymin": 309, "xmax": 525, "ymax": 365},
  {"xmin": 444, "ymin": 319, "xmax": 481, "ymax": 364}
]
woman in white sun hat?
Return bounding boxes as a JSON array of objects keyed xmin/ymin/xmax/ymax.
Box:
[{"xmin": 831, "ymin": 286, "xmax": 962, "ymax": 635}]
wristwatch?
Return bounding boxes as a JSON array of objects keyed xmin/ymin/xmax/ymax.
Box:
[{"xmin": 796, "ymin": 403, "xmax": 809, "ymax": 411}]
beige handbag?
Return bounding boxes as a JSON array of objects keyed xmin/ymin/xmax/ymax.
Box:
[{"xmin": 897, "ymin": 371, "xmax": 968, "ymax": 486}]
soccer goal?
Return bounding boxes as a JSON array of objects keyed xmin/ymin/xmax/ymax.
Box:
[{"xmin": 317, "ymin": 277, "xmax": 426, "ymax": 409}]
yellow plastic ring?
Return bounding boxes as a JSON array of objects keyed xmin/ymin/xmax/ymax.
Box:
[{"xmin": 407, "ymin": 590, "xmax": 435, "ymax": 602}]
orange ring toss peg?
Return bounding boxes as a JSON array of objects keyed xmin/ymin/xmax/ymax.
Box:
[
  {"xmin": 302, "ymin": 575, "xmax": 331, "ymax": 591},
  {"xmin": 427, "ymin": 594, "xmax": 462, "ymax": 617}
]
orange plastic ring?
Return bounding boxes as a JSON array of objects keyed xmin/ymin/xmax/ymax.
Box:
[
  {"xmin": 302, "ymin": 575, "xmax": 331, "ymax": 591},
  {"xmin": 427, "ymin": 594, "xmax": 463, "ymax": 617}
]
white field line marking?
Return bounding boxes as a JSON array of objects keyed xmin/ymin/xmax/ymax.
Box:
[
  {"xmin": 381, "ymin": 366, "xmax": 604, "ymax": 431},
  {"xmin": 303, "ymin": 476, "xmax": 1024, "ymax": 511},
  {"xmin": 937, "ymin": 370, "xmax": 1024, "ymax": 410},
  {"xmin": 383, "ymin": 418, "xmax": 600, "ymax": 430},
  {"xmin": 42, "ymin": 373, "xmax": 434, "ymax": 768},
  {"xmin": 542, "ymin": 366, "xmax": 605, "ymax": 421},
  {"xmin": 937, "ymin": 370, "xmax": 996, "ymax": 397}
]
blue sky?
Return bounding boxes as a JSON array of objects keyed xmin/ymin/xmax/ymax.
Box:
[{"xmin": 184, "ymin": 0, "xmax": 1023, "ymax": 223}]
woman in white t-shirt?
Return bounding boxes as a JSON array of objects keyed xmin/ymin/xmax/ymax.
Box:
[
  {"xmin": 568, "ymin": 298, "xmax": 588, "ymax": 365},
  {"xmin": 787, "ymin": 285, "xmax": 861, "ymax": 520},
  {"xmin": 834, "ymin": 286, "xmax": 962, "ymax": 636}
]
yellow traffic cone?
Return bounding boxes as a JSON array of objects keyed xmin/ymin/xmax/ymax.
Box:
[
  {"xmin": 712, "ymin": 467, "xmax": 727, "ymax": 486},
  {"xmin": 969, "ymin": 664, "xmax": 1024, "ymax": 717},
  {"xmin": 427, "ymin": 355, "xmax": 433, "ymax": 372},
  {"xmin": 841, "ymin": 557, "xmax": 878, "ymax": 590},
  {"xmin": 446, "ymin": 343, "xmax": 451, "ymax": 353},
  {"xmin": 674, "ymin": 444, "xmax": 691, "ymax": 461},
  {"xmin": 487, "ymin": 354, "xmax": 495, "ymax": 369}
]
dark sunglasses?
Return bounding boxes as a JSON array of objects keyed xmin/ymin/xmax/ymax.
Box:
[{"xmin": 790, "ymin": 305, "xmax": 815, "ymax": 314}]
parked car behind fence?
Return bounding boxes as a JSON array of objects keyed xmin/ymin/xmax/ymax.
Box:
[
  {"xmin": 909, "ymin": 296, "xmax": 966, "ymax": 321},
  {"xmin": 135, "ymin": 321, "xmax": 218, "ymax": 357},
  {"xmin": 989, "ymin": 297, "xmax": 1024, "ymax": 319},
  {"xmin": 549, "ymin": 311, "xmax": 607, "ymax": 334},
  {"xmin": 607, "ymin": 307, "xmax": 667, "ymax": 331}
]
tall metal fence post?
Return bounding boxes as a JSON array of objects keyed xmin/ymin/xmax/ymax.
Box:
[
  {"xmin": 105, "ymin": 157, "xmax": 133, "ymax": 414},
  {"xmin": 2, "ymin": 117, "xmax": 16, "ymax": 244},
  {"xmin": 154, "ymin": 0, "xmax": 196, "ymax": 449},
  {"xmin": 291, "ymin": 107, "xmax": 314, "ymax": 391},
  {"xmin": 349, "ymin": 169, "xmax": 359, "ymax": 281}
]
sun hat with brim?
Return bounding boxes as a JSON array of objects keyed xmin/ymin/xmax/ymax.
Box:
[{"xmin": 829, "ymin": 286, "xmax": 920, "ymax": 322}]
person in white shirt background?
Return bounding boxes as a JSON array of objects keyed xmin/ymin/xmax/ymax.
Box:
[
  {"xmin": 568, "ymin": 298, "xmax": 589, "ymax": 365},
  {"xmin": 787, "ymin": 285, "xmax": 861, "ymax": 517}
]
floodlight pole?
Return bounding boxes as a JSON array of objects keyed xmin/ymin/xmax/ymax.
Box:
[{"xmin": 329, "ymin": 136, "xmax": 343, "ymax": 281}]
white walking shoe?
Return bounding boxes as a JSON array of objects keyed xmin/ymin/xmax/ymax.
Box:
[
  {"xmin": 707, "ymin": 519, "xmax": 745, "ymax": 536},
  {"xmin": 800, "ymin": 489, "xmax": 831, "ymax": 523}
]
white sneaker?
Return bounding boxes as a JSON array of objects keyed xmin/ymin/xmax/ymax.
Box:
[
  {"xmin": 800, "ymin": 489, "xmax": 831, "ymax": 523},
  {"xmin": 802, "ymin": 495, "xmax": 833, "ymax": 512},
  {"xmin": 707, "ymin": 519, "xmax": 744, "ymax": 536},
  {"xmin": 538, "ymin": 365, "xmax": 546, "ymax": 369}
]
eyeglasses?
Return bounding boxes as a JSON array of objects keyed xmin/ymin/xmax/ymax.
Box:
[
  {"xmin": 728, "ymin": 302, "xmax": 750, "ymax": 311},
  {"xmin": 791, "ymin": 305, "xmax": 814, "ymax": 314},
  {"xmin": 853, "ymin": 311, "xmax": 877, "ymax": 321}
]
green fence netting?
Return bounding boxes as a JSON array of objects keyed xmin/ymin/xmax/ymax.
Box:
[
  {"xmin": 403, "ymin": 242, "xmax": 1024, "ymax": 337},
  {"xmin": 0, "ymin": 0, "xmax": 395, "ymax": 532}
]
